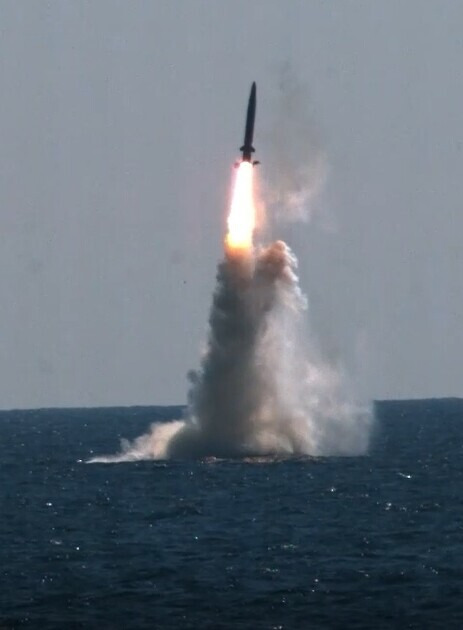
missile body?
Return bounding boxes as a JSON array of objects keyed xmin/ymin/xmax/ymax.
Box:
[{"xmin": 240, "ymin": 82, "xmax": 259, "ymax": 165}]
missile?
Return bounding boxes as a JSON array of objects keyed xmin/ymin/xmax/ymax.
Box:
[{"xmin": 239, "ymin": 82, "xmax": 259, "ymax": 166}]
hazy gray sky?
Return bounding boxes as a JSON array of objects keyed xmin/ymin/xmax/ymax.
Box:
[{"xmin": 0, "ymin": 0, "xmax": 462, "ymax": 408}]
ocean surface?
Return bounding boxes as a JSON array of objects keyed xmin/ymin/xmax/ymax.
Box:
[{"xmin": 1, "ymin": 399, "xmax": 463, "ymax": 629}]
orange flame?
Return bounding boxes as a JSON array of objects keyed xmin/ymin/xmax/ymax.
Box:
[{"xmin": 225, "ymin": 162, "xmax": 255, "ymax": 252}]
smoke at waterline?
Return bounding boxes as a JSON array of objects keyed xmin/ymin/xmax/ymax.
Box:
[{"xmin": 89, "ymin": 239, "xmax": 372, "ymax": 463}]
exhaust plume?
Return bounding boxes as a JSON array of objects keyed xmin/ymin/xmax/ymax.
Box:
[
  {"xmin": 90, "ymin": 234, "xmax": 371, "ymax": 462},
  {"xmin": 225, "ymin": 162, "xmax": 256, "ymax": 251},
  {"xmin": 88, "ymin": 99, "xmax": 372, "ymax": 463}
]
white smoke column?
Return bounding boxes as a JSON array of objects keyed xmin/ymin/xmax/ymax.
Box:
[{"xmin": 89, "ymin": 241, "xmax": 372, "ymax": 462}]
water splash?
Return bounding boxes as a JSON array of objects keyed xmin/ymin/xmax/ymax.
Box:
[{"xmin": 89, "ymin": 241, "xmax": 372, "ymax": 463}]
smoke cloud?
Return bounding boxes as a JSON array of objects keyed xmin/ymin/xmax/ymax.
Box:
[
  {"xmin": 262, "ymin": 66, "xmax": 328, "ymax": 225},
  {"xmin": 89, "ymin": 241, "xmax": 372, "ymax": 463}
]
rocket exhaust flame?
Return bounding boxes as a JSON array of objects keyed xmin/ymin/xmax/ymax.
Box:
[
  {"xmin": 225, "ymin": 162, "xmax": 256, "ymax": 253},
  {"xmin": 87, "ymin": 82, "xmax": 373, "ymax": 464}
]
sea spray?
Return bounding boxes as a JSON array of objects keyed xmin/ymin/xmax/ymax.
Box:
[{"xmin": 89, "ymin": 241, "xmax": 372, "ymax": 462}]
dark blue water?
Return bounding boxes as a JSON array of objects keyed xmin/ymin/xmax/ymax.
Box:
[{"xmin": 1, "ymin": 400, "xmax": 463, "ymax": 629}]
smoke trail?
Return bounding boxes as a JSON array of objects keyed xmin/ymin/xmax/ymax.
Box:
[
  {"xmin": 262, "ymin": 66, "xmax": 328, "ymax": 225},
  {"xmin": 89, "ymin": 241, "xmax": 372, "ymax": 463}
]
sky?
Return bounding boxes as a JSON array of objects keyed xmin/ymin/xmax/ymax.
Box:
[{"xmin": 0, "ymin": 0, "xmax": 462, "ymax": 408}]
